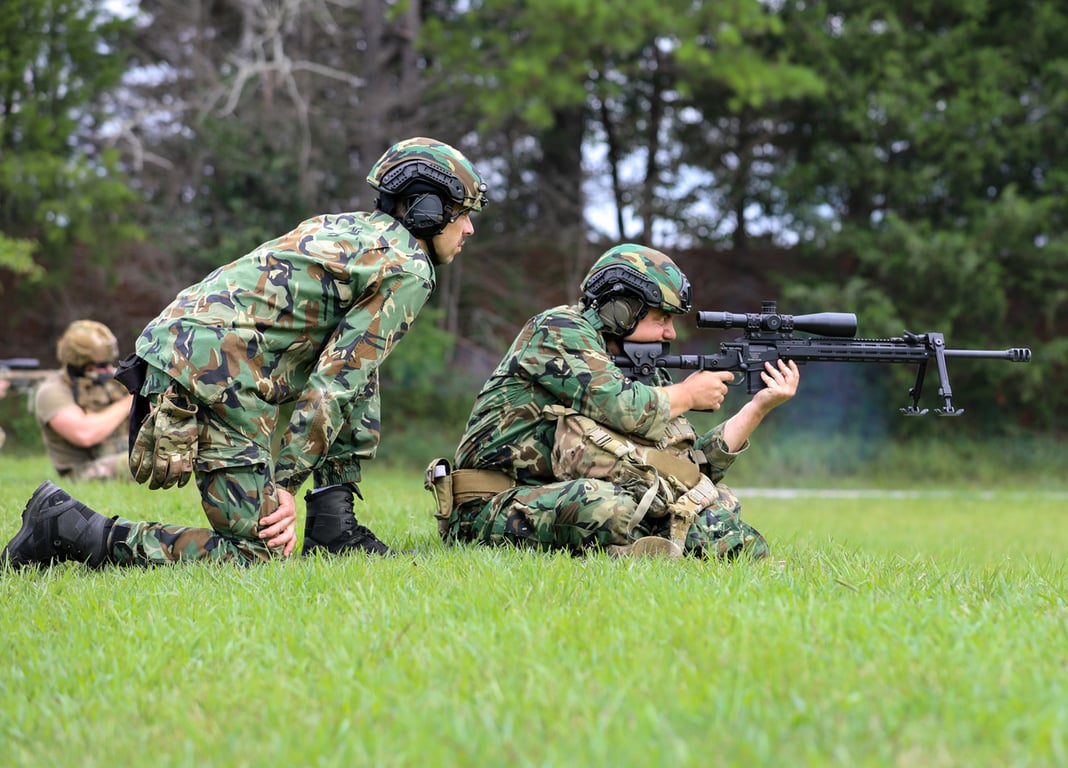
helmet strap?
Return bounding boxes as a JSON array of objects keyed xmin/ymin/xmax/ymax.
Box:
[{"xmin": 423, "ymin": 233, "xmax": 443, "ymax": 264}]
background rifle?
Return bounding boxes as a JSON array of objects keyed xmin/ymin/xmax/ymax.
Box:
[
  {"xmin": 0, "ymin": 358, "xmax": 51, "ymax": 404},
  {"xmin": 614, "ymin": 301, "xmax": 1032, "ymax": 416}
]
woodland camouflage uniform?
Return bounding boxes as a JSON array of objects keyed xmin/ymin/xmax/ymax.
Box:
[
  {"xmin": 444, "ymin": 294, "xmax": 769, "ymax": 559},
  {"xmin": 104, "ymin": 210, "xmax": 436, "ymax": 565}
]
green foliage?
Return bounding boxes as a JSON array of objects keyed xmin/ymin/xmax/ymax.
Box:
[
  {"xmin": 0, "ymin": 391, "xmax": 40, "ymax": 454},
  {"xmin": 768, "ymin": 0, "xmax": 1068, "ymax": 428},
  {"xmin": 422, "ymin": 0, "xmax": 826, "ymax": 244},
  {"xmin": 425, "ymin": 0, "xmax": 819, "ymax": 128},
  {"xmin": 378, "ymin": 306, "xmax": 482, "ymax": 466},
  {"xmin": 0, "ymin": 234, "xmax": 44, "ymax": 285},
  {"xmin": 182, "ymin": 116, "xmax": 310, "ymax": 274},
  {"xmin": 0, "ymin": 0, "xmax": 141, "ymax": 280}
]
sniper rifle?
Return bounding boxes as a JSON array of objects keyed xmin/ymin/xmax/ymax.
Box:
[{"xmin": 614, "ymin": 301, "xmax": 1032, "ymax": 416}]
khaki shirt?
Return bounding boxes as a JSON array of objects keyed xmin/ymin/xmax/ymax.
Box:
[{"xmin": 35, "ymin": 371, "xmax": 128, "ymax": 474}]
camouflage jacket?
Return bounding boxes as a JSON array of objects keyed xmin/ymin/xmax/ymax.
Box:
[
  {"xmin": 136, "ymin": 210, "xmax": 434, "ymax": 490},
  {"xmin": 454, "ymin": 303, "xmax": 741, "ymax": 485}
]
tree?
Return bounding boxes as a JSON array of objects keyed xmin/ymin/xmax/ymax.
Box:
[
  {"xmin": 0, "ymin": 0, "xmax": 141, "ymax": 340},
  {"xmin": 768, "ymin": 0, "xmax": 1068, "ymax": 427},
  {"xmin": 0, "ymin": 235, "xmax": 43, "ymax": 288},
  {"xmin": 120, "ymin": 0, "xmax": 433, "ymax": 277},
  {"xmin": 418, "ymin": 0, "xmax": 824, "ymax": 357},
  {"xmin": 423, "ymin": 0, "xmax": 820, "ymax": 246}
]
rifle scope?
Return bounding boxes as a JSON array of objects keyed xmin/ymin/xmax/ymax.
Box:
[{"xmin": 697, "ymin": 301, "xmax": 857, "ymax": 338}]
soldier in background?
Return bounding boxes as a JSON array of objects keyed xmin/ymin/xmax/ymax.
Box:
[
  {"xmin": 34, "ymin": 320, "xmax": 133, "ymax": 481},
  {"xmin": 3, "ymin": 137, "xmax": 488, "ymax": 569},
  {"xmin": 427, "ymin": 244, "xmax": 800, "ymax": 560}
]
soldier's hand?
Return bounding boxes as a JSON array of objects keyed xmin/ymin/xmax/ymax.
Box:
[
  {"xmin": 259, "ymin": 488, "xmax": 297, "ymax": 557},
  {"xmin": 668, "ymin": 370, "xmax": 734, "ymax": 415},
  {"xmin": 752, "ymin": 359, "xmax": 800, "ymax": 412}
]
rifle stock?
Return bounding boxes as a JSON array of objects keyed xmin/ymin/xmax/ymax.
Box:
[{"xmin": 614, "ymin": 302, "xmax": 1032, "ymax": 416}]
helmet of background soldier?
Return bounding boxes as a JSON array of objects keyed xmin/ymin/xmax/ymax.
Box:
[
  {"xmin": 366, "ymin": 137, "xmax": 488, "ymax": 239},
  {"xmin": 580, "ymin": 244, "xmax": 693, "ymax": 335},
  {"xmin": 56, "ymin": 320, "xmax": 119, "ymax": 370}
]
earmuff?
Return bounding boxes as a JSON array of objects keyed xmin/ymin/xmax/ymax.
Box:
[
  {"xmin": 582, "ymin": 265, "xmax": 664, "ymax": 336},
  {"xmin": 401, "ymin": 193, "xmax": 448, "ymax": 239},
  {"xmin": 376, "ymin": 159, "xmax": 466, "ymax": 239}
]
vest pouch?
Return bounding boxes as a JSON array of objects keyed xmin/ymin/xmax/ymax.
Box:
[{"xmin": 424, "ymin": 458, "xmax": 454, "ymax": 536}]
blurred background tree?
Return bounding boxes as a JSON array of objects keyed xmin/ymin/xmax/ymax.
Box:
[
  {"xmin": 0, "ymin": 0, "xmax": 142, "ymax": 342},
  {"xmin": 2, "ymin": 0, "xmax": 1064, "ymax": 458}
]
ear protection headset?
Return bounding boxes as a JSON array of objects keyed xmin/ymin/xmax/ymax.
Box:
[
  {"xmin": 401, "ymin": 193, "xmax": 448, "ymax": 239},
  {"xmin": 377, "ymin": 160, "xmax": 466, "ymax": 239},
  {"xmin": 581, "ymin": 265, "xmax": 668, "ymax": 336}
]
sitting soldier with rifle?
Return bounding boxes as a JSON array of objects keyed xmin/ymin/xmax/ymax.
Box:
[
  {"xmin": 426, "ymin": 244, "xmax": 800, "ymax": 559},
  {"xmin": 34, "ymin": 320, "xmax": 133, "ymax": 482}
]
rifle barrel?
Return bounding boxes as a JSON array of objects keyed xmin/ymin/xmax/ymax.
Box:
[
  {"xmin": 0, "ymin": 357, "xmax": 41, "ymax": 369},
  {"xmin": 945, "ymin": 347, "xmax": 1031, "ymax": 362}
]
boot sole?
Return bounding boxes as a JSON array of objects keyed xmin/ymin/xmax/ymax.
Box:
[{"xmin": 302, "ymin": 543, "xmax": 396, "ymax": 557}]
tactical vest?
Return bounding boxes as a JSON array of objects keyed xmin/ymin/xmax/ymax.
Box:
[
  {"xmin": 73, "ymin": 374, "xmax": 130, "ymax": 458},
  {"xmin": 541, "ymin": 405, "xmax": 716, "ymax": 546}
]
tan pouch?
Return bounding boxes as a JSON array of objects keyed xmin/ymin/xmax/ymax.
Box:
[
  {"xmin": 424, "ymin": 458, "xmax": 455, "ymax": 536},
  {"xmin": 544, "ymin": 405, "xmax": 701, "ymax": 491}
]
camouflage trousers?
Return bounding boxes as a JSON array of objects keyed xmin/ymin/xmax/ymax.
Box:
[
  {"xmin": 445, "ymin": 478, "xmax": 769, "ymax": 560},
  {"xmin": 107, "ymin": 391, "xmax": 287, "ymax": 566},
  {"xmin": 107, "ymin": 464, "xmax": 285, "ymax": 565}
]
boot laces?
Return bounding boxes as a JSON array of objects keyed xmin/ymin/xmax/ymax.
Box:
[{"xmin": 337, "ymin": 522, "xmax": 392, "ymax": 555}]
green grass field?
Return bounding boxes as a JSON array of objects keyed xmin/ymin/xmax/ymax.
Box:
[{"xmin": 1, "ymin": 454, "xmax": 1066, "ymax": 767}]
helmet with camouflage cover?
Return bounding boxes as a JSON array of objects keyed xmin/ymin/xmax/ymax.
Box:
[
  {"xmin": 56, "ymin": 320, "xmax": 119, "ymax": 369},
  {"xmin": 367, "ymin": 137, "xmax": 488, "ymax": 239},
  {"xmin": 581, "ymin": 244, "xmax": 692, "ymax": 335}
]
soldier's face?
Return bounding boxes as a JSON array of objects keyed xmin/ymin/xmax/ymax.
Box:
[
  {"xmin": 625, "ymin": 309, "xmax": 677, "ymax": 343},
  {"xmin": 430, "ymin": 210, "xmax": 475, "ymax": 265}
]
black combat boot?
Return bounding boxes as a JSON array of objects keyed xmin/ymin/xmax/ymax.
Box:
[
  {"xmin": 2, "ymin": 481, "xmax": 111, "ymax": 568},
  {"xmin": 302, "ymin": 483, "xmax": 393, "ymax": 556}
]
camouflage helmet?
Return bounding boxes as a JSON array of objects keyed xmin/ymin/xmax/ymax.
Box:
[
  {"xmin": 581, "ymin": 244, "xmax": 692, "ymax": 317},
  {"xmin": 367, "ymin": 137, "xmax": 488, "ymax": 214},
  {"xmin": 56, "ymin": 320, "xmax": 119, "ymax": 368}
]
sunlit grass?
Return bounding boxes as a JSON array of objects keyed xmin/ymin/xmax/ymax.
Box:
[{"xmin": 1, "ymin": 454, "xmax": 1066, "ymax": 767}]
